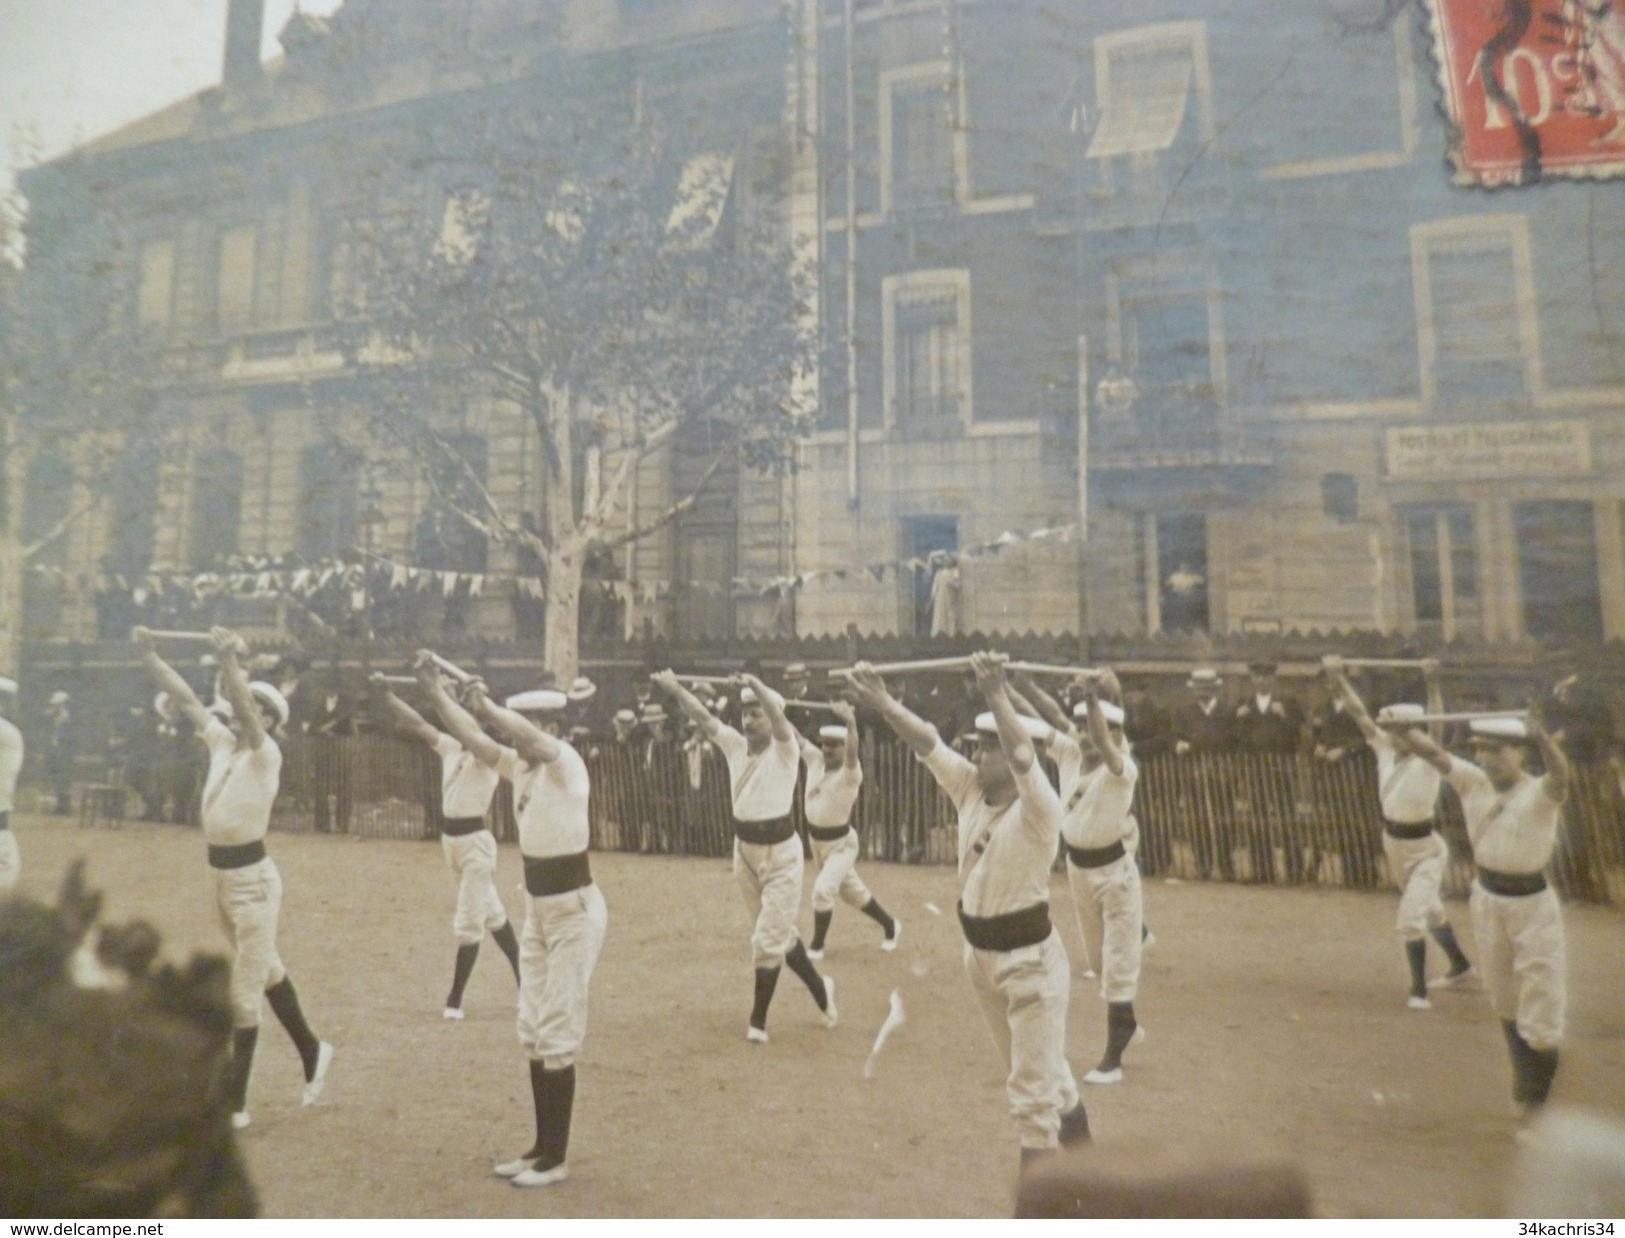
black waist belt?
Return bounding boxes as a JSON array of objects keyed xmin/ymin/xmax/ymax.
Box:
[
  {"xmin": 733, "ymin": 814, "xmax": 796, "ymax": 846},
  {"xmin": 1477, "ymin": 866, "xmax": 1547, "ymax": 897},
  {"xmin": 1383, "ymin": 820, "xmax": 1435, "ymax": 841},
  {"xmin": 208, "ymin": 839, "xmax": 267, "ymax": 870},
  {"xmin": 441, "ymin": 816, "xmax": 486, "ymax": 838},
  {"xmin": 958, "ymin": 901, "xmax": 1052, "ymax": 952},
  {"xmin": 524, "ymin": 851, "xmax": 593, "ymax": 897},
  {"xmin": 807, "ymin": 823, "xmax": 852, "ymax": 842},
  {"xmin": 1064, "ymin": 839, "xmax": 1127, "ymax": 869},
  {"xmin": 0, "ymin": 811, "xmax": 9, "ymax": 831}
]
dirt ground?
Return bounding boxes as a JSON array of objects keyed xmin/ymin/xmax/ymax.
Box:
[{"xmin": 9, "ymin": 813, "xmax": 1625, "ymax": 1218}]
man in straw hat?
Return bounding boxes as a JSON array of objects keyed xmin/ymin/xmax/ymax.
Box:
[
  {"xmin": 0, "ymin": 675, "xmax": 22, "ymax": 892},
  {"xmin": 655, "ymin": 669, "xmax": 836, "ymax": 1042},
  {"xmin": 1323, "ymin": 657, "xmax": 1473, "ymax": 1009},
  {"xmin": 369, "ymin": 666, "xmax": 521, "ymax": 1021},
  {"xmin": 1170, "ymin": 667, "xmax": 1234, "ymax": 881},
  {"xmin": 1381, "ymin": 705, "xmax": 1572, "ymax": 1122},
  {"xmin": 844, "ymin": 652, "xmax": 1090, "ymax": 1168},
  {"xmin": 132, "ymin": 625, "xmax": 333, "ymax": 1131},
  {"xmin": 797, "ymin": 699, "xmax": 899, "ymax": 959},
  {"xmin": 423, "ymin": 658, "xmax": 606, "ymax": 1188}
]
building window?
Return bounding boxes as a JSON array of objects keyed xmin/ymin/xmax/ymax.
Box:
[
  {"xmin": 189, "ymin": 447, "xmax": 243, "ymax": 570},
  {"xmin": 1514, "ymin": 500, "xmax": 1603, "ymax": 645},
  {"xmin": 1404, "ymin": 505, "xmax": 1478, "ymax": 639},
  {"xmin": 106, "ymin": 444, "xmax": 161, "ymax": 578},
  {"xmin": 413, "ymin": 433, "xmax": 490, "ymax": 575},
  {"xmin": 1322, "ymin": 473, "xmax": 1358, "ymax": 524},
  {"xmin": 1087, "ymin": 22, "xmax": 1212, "ymax": 160},
  {"xmin": 298, "ymin": 441, "xmax": 360, "ymax": 561},
  {"xmin": 666, "ymin": 154, "xmax": 734, "ymax": 249},
  {"xmin": 1412, "ymin": 215, "xmax": 1538, "ymax": 404},
  {"xmin": 1148, "ymin": 511, "xmax": 1209, "ymax": 633},
  {"xmin": 1108, "ymin": 257, "xmax": 1222, "ymax": 441},
  {"xmin": 22, "ymin": 451, "xmax": 72, "ymax": 640},
  {"xmin": 883, "ymin": 270, "xmax": 972, "ymax": 436},
  {"xmin": 216, "ymin": 224, "xmax": 259, "ymax": 332},
  {"xmin": 137, "ymin": 239, "xmax": 175, "ymax": 332},
  {"xmin": 881, "ymin": 63, "xmax": 964, "ymax": 213},
  {"xmin": 902, "ymin": 516, "xmax": 958, "ymax": 638}
]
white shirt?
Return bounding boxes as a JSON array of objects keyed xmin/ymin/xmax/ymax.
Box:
[
  {"xmin": 200, "ymin": 717, "xmax": 281, "ymax": 846},
  {"xmin": 802, "ymin": 747, "xmax": 862, "ymax": 828},
  {"xmin": 1445, "ymin": 757, "xmax": 1565, "ymax": 875},
  {"xmin": 713, "ymin": 724, "xmax": 800, "ymax": 822},
  {"xmin": 496, "ymin": 742, "xmax": 591, "ymax": 859},
  {"xmin": 433, "ymin": 732, "xmax": 501, "ymax": 821},
  {"xmin": 0, "ymin": 718, "xmax": 23, "ymax": 813},
  {"xmin": 1060, "ymin": 750, "xmax": 1139, "ymax": 851},
  {"xmin": 922, "ymin": 740, "xmax": 1062, "ymax": 920},
  {"xmin": 1368, "ymin": 733, "xmax": 1441, "ymax": 825}
]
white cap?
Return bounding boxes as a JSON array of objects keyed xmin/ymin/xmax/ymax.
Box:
[
  {"xmin": 0, "ymin": 677, "xmax": 16, "ymax": 695},
  {"xmin": 613, "ymin": 708, "xmax": 637, "ymax": 725},
  {"xmin": 973, "ymin": 712, "xmax": 1052, "ymax": 741},
  {"xmin": 740, "ymin": 686, "xmax": 785, "ymax": 710},
  {"xmin": 1073, "ymin": 699, "xmax": 1126, "ymax": 726},
  {"xmin": 247, "ymin": 682, "xmax": 290, "ymax": 728},
  {"xmin": 1376, "ymin": 703, "xmax": 1424, "ymax": 723},
  {"xmin": 1470, "ymin": 717, "xmax": 1529, "ymax": 742},
  {"xmin": 818, "ymin": 725, "xmax": 848, "ymax": 743},
  {"xmin": 566, "ymin": 677, "xmax": 597, "ymax": 702},
  {"xmin": 507, "ymin": 689, "xmax": 569, "ymax": 714},
  {"xmin": 49, "ymin": 690, "xmax": 70, "ymax": 706}
]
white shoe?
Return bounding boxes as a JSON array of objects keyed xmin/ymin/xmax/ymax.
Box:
[
  {"xmin": 1429, "ymin": 966, "xmax": 1475, "ymax": 990},
  {"xmin": 301, "ymin": 1042, "xmax": 334, "ymax": 1106},
  {"xmin": 231, "ymin": 1111, "xmax": 252, "ymax": 1131},
  {"xmin": 1407, "ymin": 996, "xmax": 1432, "ymax": 1011},
  {"xmin": 746, "ymin": 1025, "xmax": 769, "ymax": 1043},
  {"xmin": 493, "ymin": 1155, "xmax": 537, "ymax": 1179},
  {"xmin": 512, "ymin": 1163, "xmax": 569, "ymax": 1188},
  {"xmin": 1132, "ymin": 1025, "xmax": 1147, "ymax": 1045},
  {"xmin": 1084, "ymin": 1067, "xmax": 1123, "ymax": 1085},
  {"xmin": 883, "ymin": 922, "xmax": 901, "ymax": 952},
  {"xmin": 1081, "ymin": 969, "xmax": 1097, "ymax": 980},
  {"xmin": 807, "ymin": 947, "xmax": 825, "ymax": 961},
  {"xmin": 1143, "ymin": 931, "xmax": 1158, "ymax": 949},
  {"xmin": 443, "ymin": 1006, "xmax": 465, "ymax": 1021},
  {"xmin": 821, "ymin": 976, "xmax": 838, "ymax": 1029}
]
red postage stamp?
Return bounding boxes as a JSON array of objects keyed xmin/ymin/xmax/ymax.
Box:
[{"xmin": 1426, "ymin": 0, "xmax": 1625, "ymax": 185}]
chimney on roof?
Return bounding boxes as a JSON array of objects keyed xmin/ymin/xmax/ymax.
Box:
[{"xmin": 223, "ymin": 0, "xmax": 267, "ymax": 88}]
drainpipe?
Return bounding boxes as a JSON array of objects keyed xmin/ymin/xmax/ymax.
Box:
[{"xmin": 843, "ymin": 0, "xmax": 860, "ymax": 510}]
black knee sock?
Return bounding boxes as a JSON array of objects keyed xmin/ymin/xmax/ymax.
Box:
[
  {"xmin": 750, "ymin": 967, "xmax": 781, "ymax": 1030},
  {"xmin": 860, "ymin": 898, "xmax": 896, "ymax": 937},
  {"xmin": 1059, "ymin": 1100, "xmax": 1091, "ymax": 1147},
  {"xmin": 227, "ymin": 1026, "xmax": 259, "ymax": 1113},
  {"xmin": 1527, "ymin": 1046, "xmax": 1560, "ymax": 1108},
  {"xmin": 526, "ymin": 1058, "xmax": 548, "ymax": 1159},
  {"xmin": 783, "ymin": 940, "xmax": 828, "ymax": 1009},
  {"xmin": 446, "ymin": 943, "xmax": 480, "ymax": 1010},
  {"xmin": 810, "ymin": 909, "xmax": 833, "ymax": 951},
  {"xmin": 1429, "ymin": 922, "xmax": 1471, "ymax": 974},
  {"xmin": 538, "ymin": 1064, "xmax": 576, "ymax": 1171},
  {"xmin": 1100, "ymin": 1001, "xmax": 1138, "ymax": 1070},
  {"xmin": 491, "ymin": 921, "xmax": 521, "ymax": 981},
  {"xmin": 1503, "ymin": 1020, "xmax": 1535, "ymax": 1104},
  {"xmin": 1405, "ymin": 939, "xmax": 1428, "ymax": 997},
  {"xmin": 265, "ymin": 977, "xmax": 321, "ymax": 1079}
]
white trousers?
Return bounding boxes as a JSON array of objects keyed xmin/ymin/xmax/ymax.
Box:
[
  {"xmin": 441, "ymin": 829, "xmax": 509, "ymax": 945},
  {"xmin": 1383, "ymin": 831, "xmax": 1448, "ymax": 939},
  {"xmin": 809, "ymin": 828, "xmax": 872, "ymax": 914},
  {"xmin": 734, "ymin": 836, "xmax": 804, "ymax": 968},
  {"xmin": 518, "ymin": 883, "xmax": 608, "ymax": 1069},
  {"xmin": 963, "ymin": 929, "xmax": 1080, "ymax": 1150},
  {"xmin": 0, "ymin": 829, "xmax": 18, "ymax": 892},
  {"xmin": 1066, "ymin": 853, "xmax": 1143, "ymax": 1004},
  {"xmin": 1470, "ymin": 882, "xmax": 1566, "ymax": 1050},
  {"xmin": 213, "ymin": 857, "xmax": 287, "ymax": 1028}
]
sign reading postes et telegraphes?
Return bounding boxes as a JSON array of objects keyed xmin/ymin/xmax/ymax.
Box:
[
  {"xmin": 1426, "ymin": 0, "xmax": 1625, "ymax": 185},
  {"xmin": 1386, "ymin": 419, "xmax": 1593, "ymax": 481}
]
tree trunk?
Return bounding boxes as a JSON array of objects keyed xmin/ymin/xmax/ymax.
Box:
[{"xmin": 542, "ymin": 542, "xmax": 584, "ymax": 683}]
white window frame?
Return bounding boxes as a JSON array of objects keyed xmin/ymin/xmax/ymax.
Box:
[
  {"xmin": 1411, "ymin": 214, "xmax": 1541, "ymax": 405},
  {"xmin": 879, "ymin": 61, "xmax": 969, "ymax": 215},
  {"xmin": 1087, "ymin": 21, "xmax": 1214, "ymax": 161},
  {"xmin": 882, "ymin": 268, "xmax": 973, "ymax": 432},
  {"xmin": 216, "ymin": 223, "xmax": 259, "ymax": 333},
  {"xmin": 1263, "ymin": 20, "xmax": 1421, "ymax": 180},
  {"xmin": 1105, "ymin": 253, "xmax": 1228, "ymax": 408}
]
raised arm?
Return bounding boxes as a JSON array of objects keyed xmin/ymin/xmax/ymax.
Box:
[
  {"xmin": 1529, "ymin": 703, "xmax": 1571, "ymax": 805},
  {"xmin": 1422, "ymin": 658, "xmax": 1445, "ymax": 743},
  {"xmin": 653, "ymin": 670, "xmax": 721, "ymax": 740},
  {"xmin": 842, "ymin": 664, "xmax": 941, "ymax": 759},
  {"xmin": 974, "ymin": 652, "xmax": 1035, "ymax": 776},
  {"xmin": 1323, "ymin": 657, "xmax": 1380, "ymax": 744},
  {"xmin": 212, "ymin": 627, "xmax": 264, "ymax": 751},
  {"xmin": 831, "ymin": 699, "xmax": 861, "ymax": 771},
  {"xmin": 415, "ymin": 653, "xmax": 505, "ymax": 767},
  {"xmin": 368, "ymin": 674, "xmax": 443, "ymax": 748},
  {"xmin": 132, "ymin": 626, "xmax": 211, "ymax": 733},
  {"xmin": 1012, "ymin": 672, "xmax": 1074, "ymax": 739},
  {"xmin": 739, "ymin": 672, "xmax": 794, "ymax": 746},
  {"xmin": 472, "ymin": 690, "xmax": 562, "ymax": 767},
  {"xmin": 1382, "ymin": 720, "xmax": 1452, "ymax": 776},
  {"xmin": 1079, "ymin": 672, "xmax": 1125, "ymax": 777}
]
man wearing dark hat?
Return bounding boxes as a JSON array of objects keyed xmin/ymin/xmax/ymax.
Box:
[
  {"xmin": 845, "ymin": 652, "xmax": 1089, "ymax": 1167},
  {"xmin": 656, "ymin": 669, "xmax": 835, "ymax": 1042},
  {"xmin": 0, "ymin": 676, "xmax": 22, "ymax": 892},
  {"xmin": 1231, "ymin": 660, "xmax": 1307, "ymax": 883},
  {"xmin": 44, "ymin": 690, "xmax": 75, "ymax": 816},
  {"xmin": 797, "ymin": 699, "xmax": 899, "ymax": 958},
  {"xmin": 1170, "ymin": 668, "xmax": 1234, "ymax": 881},
  {"xmin": 1385, "ymin": 709, "xmax": 1572, "ymax": 1122},
  {"xmin": 427, "ymin": 665, "xmax": 607, "ymax": 1188},
  {"xmin": 133, "ymin": 625, "xmax": 333, "ymax": 1131}
]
